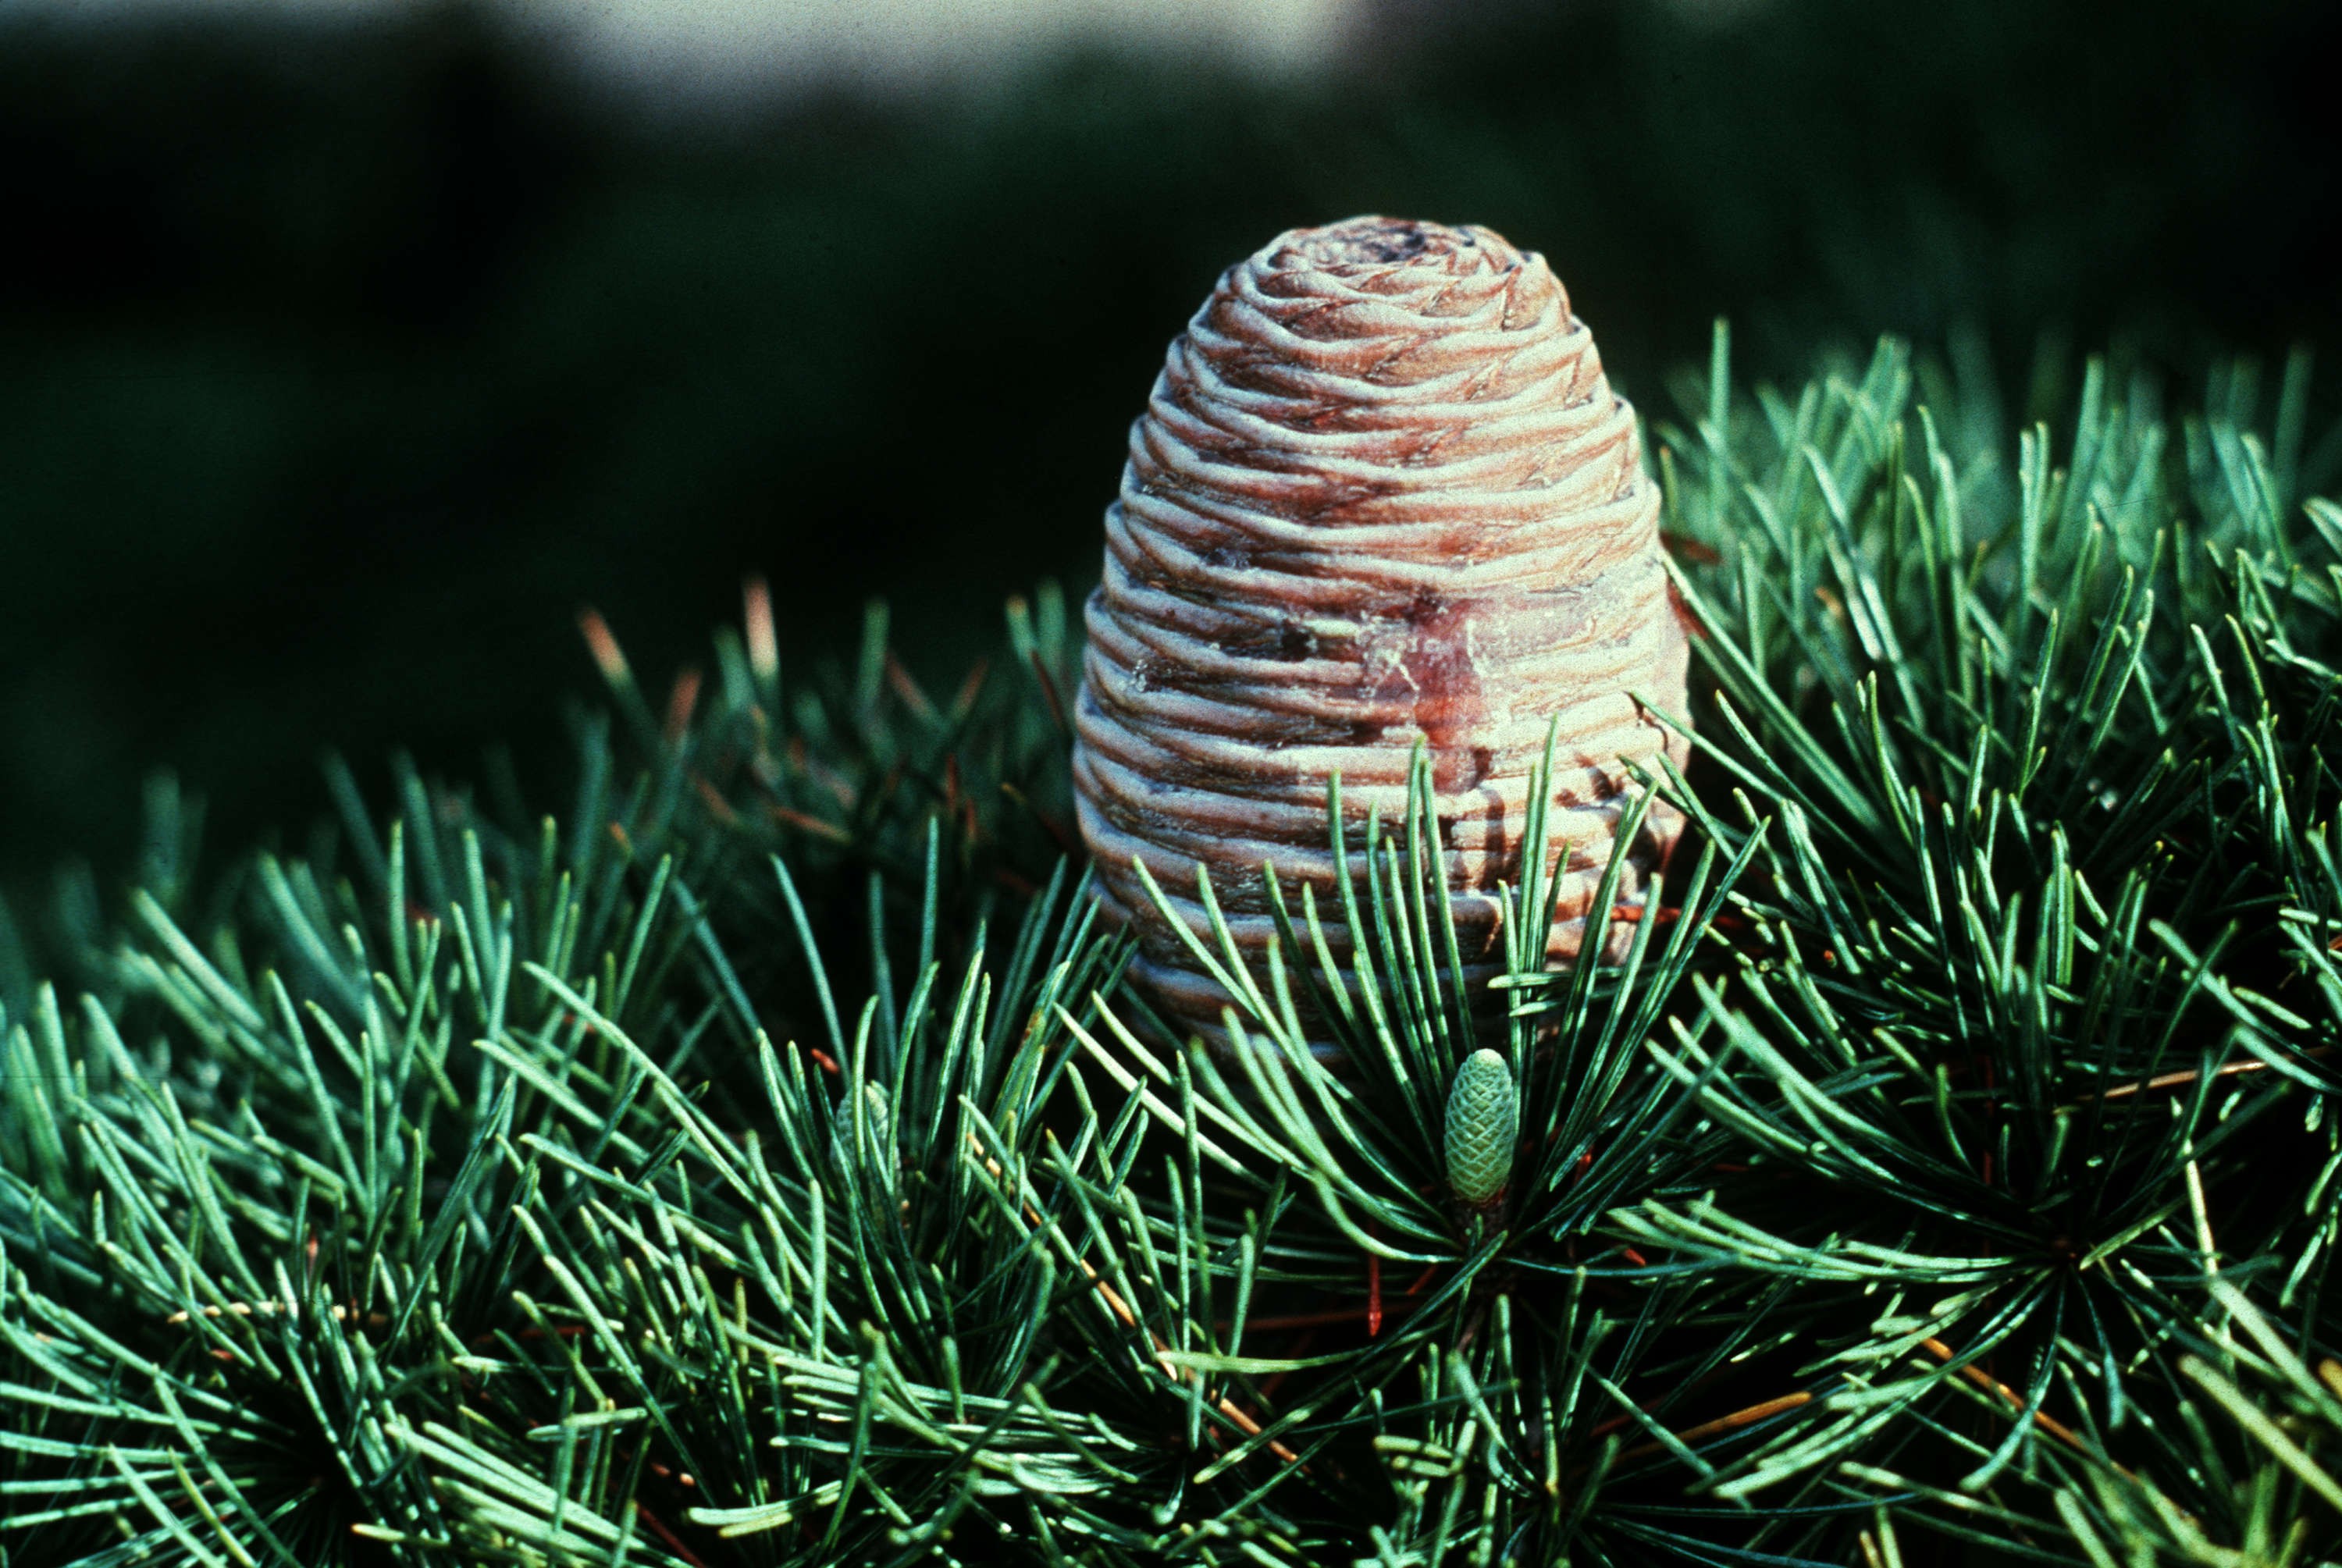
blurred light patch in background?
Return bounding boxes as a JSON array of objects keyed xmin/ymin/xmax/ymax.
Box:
[
  {"xmin": 536, "ymin": 0, "xmax": 1365, "ymax": 99},
  {"xmin": 29, "ymin": 0, "xmax": 1378, "ymax": 101}
]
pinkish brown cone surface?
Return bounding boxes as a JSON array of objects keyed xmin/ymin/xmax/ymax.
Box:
[{"xmin": 1073, "ymin": 216, "xmax": 1691, "ymax": 1047}]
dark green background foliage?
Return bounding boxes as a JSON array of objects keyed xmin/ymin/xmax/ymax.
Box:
[{"xmin": 2, "ymin": 0, "xmax": 2337, "ymax": 912}]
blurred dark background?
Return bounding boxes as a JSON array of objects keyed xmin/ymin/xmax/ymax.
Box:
[{"xmin": 2, "ymin": 0, "xmax": 2337, "ymax": 910}]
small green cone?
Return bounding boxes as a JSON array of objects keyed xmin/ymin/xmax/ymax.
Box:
[{"xmin": 1444, "ymin": 1048, "xmax": 1517, "ymax": 1207}]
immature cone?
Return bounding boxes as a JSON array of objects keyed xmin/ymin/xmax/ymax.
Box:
[
  {"xmin": 1073, "ymin": 216, "xmax": 1690, "ymax": 1046},
  {"xmin": 1444, "ymin": 1048, "xmax": 1518, "ymax": 1207}
]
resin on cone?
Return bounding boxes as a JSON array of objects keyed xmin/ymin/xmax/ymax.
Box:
[{"xmin": 1073, "ymin": 216, "xmax": 1690, "ymax": 1046}]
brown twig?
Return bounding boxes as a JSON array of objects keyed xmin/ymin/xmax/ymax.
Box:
[
  {"xmin": 691, "ymin": 775, "xmax": 741, "ymax": 827},
  {"xmin": 2069, "ymin": 1044, "xmax": 2333, "ymax": 1108},
  {"xmin": 742, "ymin": 577, "xmax": 778, "ymax": 691},
  {"xmin": 949, "ymin": 658, "xmax": 991, "ymax": 720},
  {"xmin": 1617, "ymin": 1391, "xmax": 1814, "ymax": 1461},
  {"xmin": 1027, "ymin": 649, "xmax": 1070, "ymax": 736},
  {"xmin": 1919, "ymin": 1337, "xmax": 2091, "ymax": 1456},
  {"xmin": 578, "ymin": 608, "xmax": 628, "ymax": 683},
  {"xmin": 664, "ymin": 668, "xmax": 703, "ymax": 745},
  {"xmin": 766, "ymin": 803, "xmax": 851, "ymax": 844},
  {"xmin": 999, "ymin": 781, "xmax": 1078, "ymax": 856},
  {"xmin": 886, "ymin": 655, "xmax": 937, "ymax": 721},
  {"xmin": 633, "ymin": 1500, "xmax": 709, "ymax": 1568},
  {"xmin": 973, "ymin": 1132, "xmax": 1301, "ymax": 1466},
  {"xmin": 1218, "ymin": 1300, "xmax": 1427, "ymax": 1335}
]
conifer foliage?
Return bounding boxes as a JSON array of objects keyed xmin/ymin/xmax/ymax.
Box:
[{"xmin": 3, "ymin": 329, "xmax": 2340, "ymax": 1566}]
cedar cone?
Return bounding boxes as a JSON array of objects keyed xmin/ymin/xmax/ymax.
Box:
[{"xmin": 1072, "ymin": 216, "xmax": 1690, "ymax": 1047}]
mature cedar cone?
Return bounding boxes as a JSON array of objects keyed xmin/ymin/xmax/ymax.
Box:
[{"xmin": 1073, "ymin": 215, "xmax": 1690, "ymax": 1047}]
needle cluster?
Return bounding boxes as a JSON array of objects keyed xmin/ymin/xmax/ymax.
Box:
[{"xmin": 2, "ymin": 329, "xmax": 2339, "ymax": 1566}]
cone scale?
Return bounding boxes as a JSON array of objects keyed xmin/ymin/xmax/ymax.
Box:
[{"xmin": 1073, "ymin": 216, "xmax": 1689, "ymax": 1045}]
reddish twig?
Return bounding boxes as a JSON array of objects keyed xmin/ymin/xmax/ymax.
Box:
[{"xmin": 633, "ymin": 1501, "xmax": 709, "ymax": 1568}]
